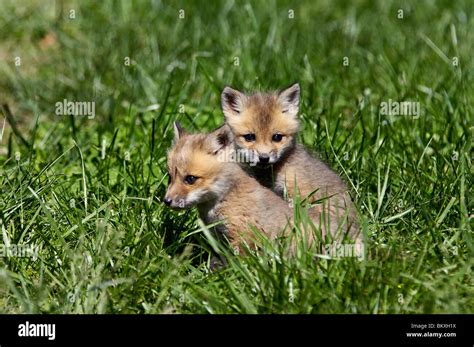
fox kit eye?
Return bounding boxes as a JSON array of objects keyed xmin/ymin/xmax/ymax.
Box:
[
  {"xmin": 184, "ymin": 175, "xmax": 198, "ymax": 185},
  {"xmin": 243, "ymin": 134, "xmax": 256, "ymax": 142},
  {"xmin": 272, "ymin": 133, "xmax": 283, "ymax": 142}
]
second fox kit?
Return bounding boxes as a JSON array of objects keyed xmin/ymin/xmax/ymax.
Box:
[
  {"xmin": 164, "ymin": 122, "xmax": 293, "ymax": 252},
  {"xmin": 221, "ymin": 83, "xmax": 360, "ymax": 241}
]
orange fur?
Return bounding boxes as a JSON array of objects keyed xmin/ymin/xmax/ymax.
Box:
[
  {"xmin": 165, "ymin": 124, "xmax": 293, "ymax": 252},
  {"xmin": 221, "ymin": 84, "xmax": 361, "ymax": 242}
]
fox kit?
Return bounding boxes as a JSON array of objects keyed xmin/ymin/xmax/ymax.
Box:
[
  {"xmin": 164, "ymin": 122, "xmax": 293, "ymax": 253},
  {"xmin": 221, "ymin": 83, "xmax": 360, "ymax": 241}
]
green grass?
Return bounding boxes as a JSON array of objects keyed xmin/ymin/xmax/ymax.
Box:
[{"xmin": 0, "ymin": 0, "xmax": 472, "ymax": 313}]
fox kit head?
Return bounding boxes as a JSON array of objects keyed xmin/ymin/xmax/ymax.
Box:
[
  {"xmin": 221, "ymin": 83, "xmax": 300, "ymax": 167},
  {"xmin": 164, "ymin": 122, "xmax": 234, "ymax": 209}
]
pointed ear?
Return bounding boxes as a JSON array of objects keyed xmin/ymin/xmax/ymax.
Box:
[
  {"xmin": 173, "ymin": 121, "xmax": 185, "ymax": 143},
  {"xmin": 221, "ymin": 86, "xmax": 246, "ymax": 118},
  {"xmin": 278, "ymin": 83, "xmax": 300, "ymax": 117},
  {"xmin": 208, "ymin": 124, "xmax": 234, "ymax": 155}
]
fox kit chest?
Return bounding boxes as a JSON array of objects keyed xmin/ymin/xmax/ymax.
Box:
[
  {"xmin": 246, "ymin": 163, "xmax": 300, "ymax": 199},
  {"xmin": 198, "ymin": 202, "xmax": 227, "ymax": 234}
]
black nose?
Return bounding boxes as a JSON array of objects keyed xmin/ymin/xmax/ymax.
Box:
[
  {"xmin": 259, "ymin": 155, "xmax": 269, "ymax": 164},
  {"xmin": 164, "ymin": 198, "xmax": 172, "ymax": 206}
]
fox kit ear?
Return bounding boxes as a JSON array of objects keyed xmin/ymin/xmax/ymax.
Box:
[
  {"xmin": 173, "ymin": 121, "xmax": 185, "ymax": 143},
  {"xmin": 221, "ymin": 86, "xmax": 246, "ymax": 118},
  {"xmin": 278, "ymin": 83, "xmax": 300, "ymax": 117},
  {"xmin": 208, "ymin": 124, "xmax": 234, "ymax": 154}
]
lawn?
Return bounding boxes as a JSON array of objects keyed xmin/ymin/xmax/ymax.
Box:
[{"xmin": 0, "ymin": 0, "xmax": 472, "ymax": 313}]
